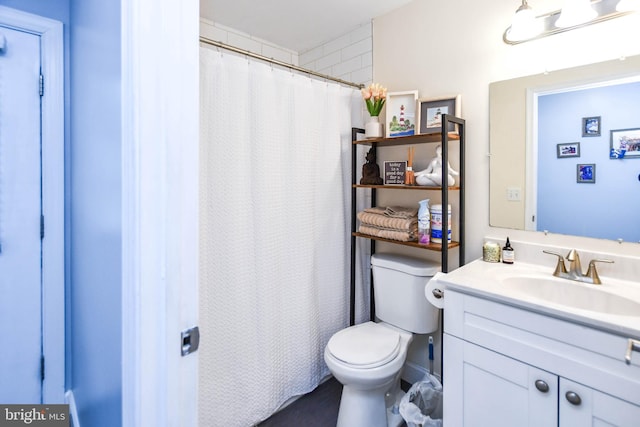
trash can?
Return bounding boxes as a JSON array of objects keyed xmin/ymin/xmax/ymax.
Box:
[{"xmin": 399, "ymin": 374, "xmax": 443, "ymax": 427}]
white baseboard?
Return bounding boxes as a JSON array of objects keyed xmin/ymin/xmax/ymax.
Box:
[{"xmin": 64, "ymin": 390, "xmax": 80, "ymax": 427}]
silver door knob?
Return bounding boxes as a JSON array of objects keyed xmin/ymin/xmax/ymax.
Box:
[
  {"xmin": 534, "ymin": 380, "xmax": 549, "ymax": 393},
  {"xmin": 565, "ymin": 391, "xmax": 582, "ymax": 406}
]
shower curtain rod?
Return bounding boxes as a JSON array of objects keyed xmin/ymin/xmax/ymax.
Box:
[{"xmin": 199, "ymin": 36, "xmax": 365, "ymax": 90}]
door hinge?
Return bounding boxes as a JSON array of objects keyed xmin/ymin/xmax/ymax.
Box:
[
  {"xmin": 39, "ymin": 74, "xmax": 44, "ymax": 97},
  {"xmin": 40, "ymin": 215, "xmax": 45, "ymax": 239},
  {"xmin": 40, "ymin": 356, "xmax": 45, "ymax": 381}
]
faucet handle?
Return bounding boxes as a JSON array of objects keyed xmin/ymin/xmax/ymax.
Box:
[
  {"xmin": 543, "ymin": 250, "xmax": 568, "ymax": 276},
  {"xmin": 584, "ymin": 259, "xmax": 615, "ymax": 285}
]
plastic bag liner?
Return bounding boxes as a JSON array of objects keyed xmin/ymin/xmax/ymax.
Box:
[{"xmin": 399, "ymin": 373, "xmax": 443, "ymax": 427}]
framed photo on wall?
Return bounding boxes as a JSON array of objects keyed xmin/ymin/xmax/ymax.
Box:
[
  {"xmin": 576, "ymin": 163, "xmax": 596, "ymax": 183},
  {"xmin": 610, "ymin": 127, "xmax": 640, "ymax": 159},
  {"xmin": 418, "ymin": 95, "xmax": 461, "ymax": 134},
  {"xmin": 582, "ymin": 116, "xmax": 601, "ymax": 137},
  {"xmin": 557, "ymin": 142, "xmax": 580, "ymax": 158},
  {"xmin": 386, "ymin": 91, "xmax": 418, "ymax": 138}
]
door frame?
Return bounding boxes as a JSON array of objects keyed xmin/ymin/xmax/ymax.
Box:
[
  {"xmin": 0, "ymin": 7, "xmax": 65, "ymax": 403},
  {"xmin": 121, "ymin": 1, "xmax": 200, "ymax": 426}
]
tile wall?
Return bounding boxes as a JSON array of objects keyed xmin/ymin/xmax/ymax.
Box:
[
  {"xmin": 299, "ymin": 22, "xmax": 373, "ymax": 86},
  {"xmin": 199, "ymin": 18, "xmax": 372, "ymax": 87},
  {"xmin": 200, "ymin": 18, "xmax": 299, "ymax": 65}
]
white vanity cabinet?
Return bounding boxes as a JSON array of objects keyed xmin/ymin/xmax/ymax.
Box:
[{"xmin": 443, "ymin": 289, "xmax": 640, "ymax": 427}]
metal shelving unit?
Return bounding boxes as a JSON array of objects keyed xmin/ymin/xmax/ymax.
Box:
[{"xmin": 350, "ymin": 114, "xmax": 465, "ymax": 325}]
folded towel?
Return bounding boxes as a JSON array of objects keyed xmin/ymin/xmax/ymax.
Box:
[
  {"xmin": 358, "ymin": 224, "xmax": 417, "ymax": 242},
  {"xmin": 363, "ymin": 206, "xmax": 387, "ymax": 215},
  {"xmin": 363, "ymin": 206, "xmax": 418, "ymax": 218},
  {"xmin": 357, "ymin": 211, "xmax": 417, "ymax": 231},
  {"xmin": 384, "ymin": 206, "xmax": 418, "ymax": 218}
]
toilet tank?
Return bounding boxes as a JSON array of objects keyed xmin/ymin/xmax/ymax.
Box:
[{"xmin": 370, "ymin": 253, "xmax": 440, "ymax": 334}]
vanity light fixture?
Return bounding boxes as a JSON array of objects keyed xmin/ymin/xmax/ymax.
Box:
[
  {"xmin": 504, "ymin": 0, "xmax": 639, "ymax": 44},
  {"xmin": 556, "ymin": 0, "xmax": 597, "ymax": 27},
  {"xmin": 506, "ymin": 0, "xmax": 543, "ymax": 42},
  {"xmin": 616, "ymin": 0, "xmax": 640, "ymax": 11}
]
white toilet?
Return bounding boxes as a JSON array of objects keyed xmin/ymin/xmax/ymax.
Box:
[{"xmin": 324, "ymin": 253, "xmax": 440, "ymax": 427}]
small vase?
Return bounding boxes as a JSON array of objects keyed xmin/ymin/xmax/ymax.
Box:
[{"xmin": 365, "ymin": 116, "xmax": 383, "ymax": 138}]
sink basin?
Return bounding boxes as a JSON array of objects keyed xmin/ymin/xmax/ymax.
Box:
[
  {"xmin": 503, "ymin": 276, "xmax": 640, "ymax": 316},
  {"xmin": 439, "ymin": 259, "xmax": 640, "ymax": 338}
]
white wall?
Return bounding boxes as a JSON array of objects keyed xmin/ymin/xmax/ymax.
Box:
[
  {"xmin": 372, "ymin": 0, "xmax": 640, "ymax": 379},
  {"xmin": 374, "ymin": 0, "xmax": 640, "ymax": 261}
]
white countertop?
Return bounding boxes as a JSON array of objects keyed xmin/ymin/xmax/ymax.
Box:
[{"xmin": 439, "ymin": 258, "xmax": 640, "ymax": 339}]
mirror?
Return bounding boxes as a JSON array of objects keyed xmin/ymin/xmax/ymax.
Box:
[{"xmin": 489, "ymin": 55, "xmax": 640, "ymax": 243}]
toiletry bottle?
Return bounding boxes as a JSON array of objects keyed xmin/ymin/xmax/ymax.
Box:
[
  {"xmin": 418, "ymin": 199, "xmax": 430, "ymax": 245},
  {"xmin": 502, "ymin": 237, "xmax": 515, "ymax": 264},
  {"xmin": 430, "ymin": 204, "xmax": 451, "ymax": 244}
]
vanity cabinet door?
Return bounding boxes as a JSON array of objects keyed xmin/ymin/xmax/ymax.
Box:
[
  {"xmin": 444, "ymin": 334, "xmax": 557, "ymax": 427},
  {"xmin": 560, "ymin": 378, "xmax": 640, "ymax": 427}
]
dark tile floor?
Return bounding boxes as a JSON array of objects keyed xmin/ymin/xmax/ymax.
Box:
[
  {"xmin": 257, "ymin": 378, "xmax": 342, "ymax": 427},
  {"xmin": 257, "ymin": 378, "xmax": 411, "ymax": 427}
]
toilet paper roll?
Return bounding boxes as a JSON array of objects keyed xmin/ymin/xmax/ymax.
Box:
[{"xmin": 425, "ymin": 272, "xmax": 447, "ymax": 309}]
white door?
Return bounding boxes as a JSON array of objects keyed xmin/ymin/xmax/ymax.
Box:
[
  {"xmin": 0, "ymin": 25, "xmax": 43, "ymax": 403},
  {"xmin": 444, "ymin": 334, "xmax": 558, "ymax": 427},
  {"xmin": 560, "ymin": 378, "xmax": 640, "ymax": 427}
]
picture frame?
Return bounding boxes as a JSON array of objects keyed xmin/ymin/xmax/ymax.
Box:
[
  {"xmin": 383, "ymin": 161, "xmax": 407, "ymax": 185},
  {"xmin": 609, "ymin": 127, "xmax": 640, "ymax": 159},
  {"xmin": 386, "ymin": 91, "xmax": 418, "ymax": 138},
  {"xmin": 576, "ymin": 163, "xmax": 596, "ymax": 183},
  {"xmin": 418, "ymin": 95, "xmax": 461, "ymax": 135},
  {"xmin": 582, "ymin": 116, "xmax": 601, "ymax": 137},
  {"xmin": 556, "ymin": 142, "xmax": 580, "ymax": 158}
]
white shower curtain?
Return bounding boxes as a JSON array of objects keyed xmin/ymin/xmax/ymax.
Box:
[{"xmin": 199, "ymin": 45, "xmax": 362, "ymax": 426}]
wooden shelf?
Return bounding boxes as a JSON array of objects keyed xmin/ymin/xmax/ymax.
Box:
[
  {"xmin": 353, "ymin": 232, "xmax": 460, "ymax": 251},
  {"xmin": 354, "ymin": 184, "xmax": 460, "ymax": 190},
  {"xmin": 353, "ymin": 132, "xmax": 460, "ymax": 147}
]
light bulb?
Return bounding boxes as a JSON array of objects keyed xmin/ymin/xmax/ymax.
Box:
[
  {"xmin": 556, "ymin": 0, "xmax": 598, "ymax": 27},
  {"xmin": 506, "ymin": 0, "xmax": 543, "ymax": 41}
]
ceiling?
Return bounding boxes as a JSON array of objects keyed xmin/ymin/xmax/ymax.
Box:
[{"xmin": 199, "ymin": 0, "xmax": 414, "ymax": 53}]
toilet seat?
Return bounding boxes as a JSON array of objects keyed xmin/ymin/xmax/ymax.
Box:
[{"xmin": 327, "ymin": 322, "xmax": 400, "ymax": 369}]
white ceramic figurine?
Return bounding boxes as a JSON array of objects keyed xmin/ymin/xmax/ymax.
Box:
[{"xmin": 415, "ymin": 145, "xmax": 459, "ymax": 186}]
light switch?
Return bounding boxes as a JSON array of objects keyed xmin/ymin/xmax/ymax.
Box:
[{"xmin": 506, "ymin": 187, "xmax": 521, "ymax": 201}]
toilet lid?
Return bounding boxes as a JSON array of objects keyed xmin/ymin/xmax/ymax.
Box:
[{"xmin": 327, "ymin": 322, "xmax": 401, "ymax": 368}]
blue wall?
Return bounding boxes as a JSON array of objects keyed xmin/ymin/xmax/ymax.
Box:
[
  {"xmin": 0, "ymin": 0, "xmax": 69, "ymax": 23},
  {"xmin": 0, "ymin": 1, "xmax": 122, "ymax": 426},
  {"xmin": 68, "ymin": 0, "xmax": 122, "ymax": 425},
  {"xmin": 538, "ymin": 81, "xmax": 640, "ymax": 241}
]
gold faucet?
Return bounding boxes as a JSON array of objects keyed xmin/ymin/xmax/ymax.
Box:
[{"xmin": 543, "ymin": 249, "xmax": 614, "ymax": 285}]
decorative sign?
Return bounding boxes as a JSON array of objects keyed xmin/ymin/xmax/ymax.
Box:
[{"xmin": 383, "ymin": 161, "xmax": 407, "ymax": 185}]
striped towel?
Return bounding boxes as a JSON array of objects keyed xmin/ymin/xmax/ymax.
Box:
[{"xmin": 357, "ymin": 211, "xmax": 417, "ymax": 231}]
